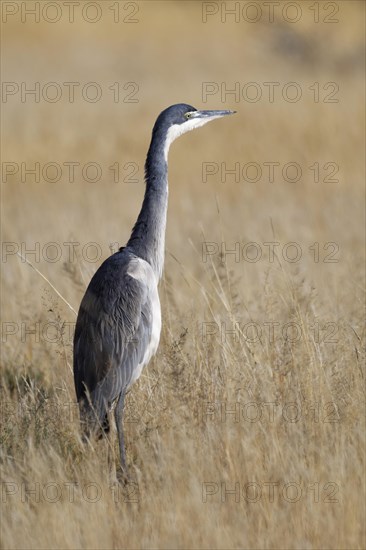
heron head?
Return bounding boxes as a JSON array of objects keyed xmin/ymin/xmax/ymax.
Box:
[{"xmin": 152, "ymin": 103, "xmax": 236, "ymax": 160}]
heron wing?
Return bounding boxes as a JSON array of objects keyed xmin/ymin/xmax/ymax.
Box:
[{"xmin": 73, "ymin": 251, "xmax": 157, "ymax": 412}]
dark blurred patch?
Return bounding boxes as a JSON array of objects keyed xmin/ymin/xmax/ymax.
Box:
[
  {"xmin": 270, "ymin": 23, "xmax": 364, "ymax": 74},
  {"xmin": 273, "ymin": 24, "xmax": 317, "ymax": 65}
]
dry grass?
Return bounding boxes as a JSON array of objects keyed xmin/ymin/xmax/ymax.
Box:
[{"xmin": 1, "ymin": 2, "xmax": 365, "ymax": 549}]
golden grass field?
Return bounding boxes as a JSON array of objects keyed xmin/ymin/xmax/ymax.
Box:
[{"xmin": 1, "ymin": 1, "xmax": 365, "ymax": 548}]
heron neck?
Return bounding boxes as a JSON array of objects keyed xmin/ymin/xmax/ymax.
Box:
[{"xmin": 127, "ymin": 133, "xmax": 168, "ymax": 280}]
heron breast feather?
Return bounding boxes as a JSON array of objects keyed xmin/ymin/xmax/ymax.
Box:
[{"xmin": 126, "ymin": 258, "xmax": 161, "ymax": 388}]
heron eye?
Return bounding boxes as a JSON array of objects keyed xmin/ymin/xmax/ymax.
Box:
[{"xmin": 185, "ymin": 112, "xmax": 192, "ymax": 119}]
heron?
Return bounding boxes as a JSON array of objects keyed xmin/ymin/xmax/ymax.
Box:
[{"xmin": 73, "ymin": 103, "xmax": 235, "ymax": 474}]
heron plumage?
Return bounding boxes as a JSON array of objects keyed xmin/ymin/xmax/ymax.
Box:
[
  {"xmin": 73, "ymin": 249, "xmax": 156, "ymax": 432},
  {"xmin": 73, "ymin": 103, "xmax": 235, "ymax": 473}
]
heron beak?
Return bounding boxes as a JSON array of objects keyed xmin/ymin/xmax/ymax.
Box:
[{"xmin": 192, "ymin": 109, "xmax": 236, "ymax": 119}]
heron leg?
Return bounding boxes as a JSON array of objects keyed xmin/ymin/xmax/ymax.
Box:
[
  {"xmin": 114, "ymin": 391, "xmax": 128, "ymax": 476},
  {"xmin": 106, "ymin": 411, "xmax": 118, "ymax": 485}
]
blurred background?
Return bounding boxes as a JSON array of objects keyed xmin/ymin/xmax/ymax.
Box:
[
  {"xmin": 1, "ymin": 1, "xmax": 365, "ymax": 548},
  {"xmin": 2, "ymin": 1, "xmax": 364, "ymax": 323}
]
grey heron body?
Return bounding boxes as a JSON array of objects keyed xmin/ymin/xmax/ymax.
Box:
[{"xmin": 73, "ymin": 104, "xmax": 235, "ymax": 472}]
